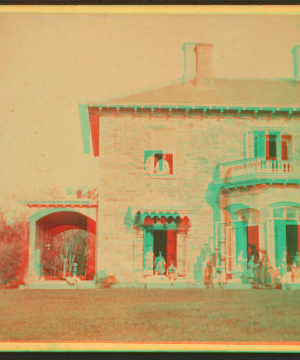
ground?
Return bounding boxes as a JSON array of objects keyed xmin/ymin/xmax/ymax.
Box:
[{"xmin": 0, "ymin": 288, "xmax": 299, "ymax": 343}]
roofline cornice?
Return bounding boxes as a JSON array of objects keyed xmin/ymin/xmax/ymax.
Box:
[{"xmin": 86, "ymin": 104, "xmax": 300, "ymax": 118}]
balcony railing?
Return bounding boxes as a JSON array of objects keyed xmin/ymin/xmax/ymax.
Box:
[{"xmin": 219, "ymin": 158, "xmax": 300, "ymax": 180}]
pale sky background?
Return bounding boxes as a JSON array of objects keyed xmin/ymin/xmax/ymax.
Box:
[{"xmin": 0, "ymin": 12, "xmax": 300, "ymax": 221}]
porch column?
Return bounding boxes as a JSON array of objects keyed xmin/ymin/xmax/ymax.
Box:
[
  {"xmin": 133, "ymin": 228, "xmax": 144, "ymax": 279},
  {"xmin": 28, "ymin": 220, "xmax": 37, "ymax": 280},
  {"xmin": 177, "ymin": 231, "xmax": 186, "ymax": 276},
  {"xmin": 266, "ymin": 219, "xmax": 275, "ymax": 268}
]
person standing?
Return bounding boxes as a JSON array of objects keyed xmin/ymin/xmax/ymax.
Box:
[
  {"xmin": 167, "ymin": 261, "xmax": 178, "ymax": 285},
  {"xmin": 155, "ymin": 251, "xmax": 166, "ymax": 276},
  {"xmin": 145, "ymin": 246, "xmax": 155, "ymax": 274}
]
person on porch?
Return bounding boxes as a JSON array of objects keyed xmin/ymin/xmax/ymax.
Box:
[
  {"xmin": 145, "ymin": 246, "xmax": 155, "ymax": 274},
  {"xmin": 155, "ymin": 251, "xmax": 166, "ymax": 275},
  {"xmin": 247, "ymin": 255, "xmax": 257, "ymax": 284},
  {"xmin": 248, "ymin": 244, "xmax": 259, "ymax": 264},
  {"xmin": 237, "ymin": 250, "xmax": 247, "ymax": 276},
  {"xmin": 167, "ymin": 261, "xmax": 178, "ymax": 285}
]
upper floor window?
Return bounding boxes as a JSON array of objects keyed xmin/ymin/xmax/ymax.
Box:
[
  {"xmin": 273, "ymin": 207, "xmax": 298, "ymax": 220},
  {"xmin": 252, "ymin": 131, "xmax": 292, "ymax": 160},
  {"xmin": 144, "ymin": 150, "xmax": 174, "ymax": 176}
]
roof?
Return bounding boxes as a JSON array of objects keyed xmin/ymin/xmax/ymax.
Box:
[
  {"xmin": 79, "ymin": 76, "xmax": 300, "ymax": 157},
  {"xmin": 105, "ymin": 78, "xmax": 300, "ymax": 109}
]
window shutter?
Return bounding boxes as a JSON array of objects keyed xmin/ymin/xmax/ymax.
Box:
[
  {"xmin": 254, "ymin": 131, "xmax": 266, "ymax": 158},
  {"xmin": 226, "ymin": 226, "xmax": 234, "ymax": 272},
  {"xmin": 215, "ymin": 222, "xmax": 226, "ymax": 268},
  {"xmin": 143, "ymin": 229, "xmax": 154, "ymax": 270},
  {"xmin": 133, "ymin": 230, "xmax": 144, "ymax": 272},
  {"xmin": 245, "ymin": 131, "xmax": 254, "ymax": 158},
  {"xmin": 281, "ymin": 137, "xmax": 288, "ymax": 160},
  {"xmin": 274, "ymin": 131, "xmax": 281, "ymax": 160},
  {"xmin": 177, "ymin": 232, "xmax": 186, "ymax": 276},
  {"xmin": 274, "ymin": 220, "xmax": 286, "ymax": 268},
  {"xmin": 235, "ymin": 221, "xmax": 248, "ymax": 267}
]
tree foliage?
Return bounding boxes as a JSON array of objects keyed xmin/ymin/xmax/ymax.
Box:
[{"xmin": 0, "ymin": 214, "xmax": 22, "ymax": 284}]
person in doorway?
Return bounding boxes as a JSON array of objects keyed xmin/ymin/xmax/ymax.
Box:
[
  {"xmin": 247, "ymin": 255, "xmax": 257, "ymax": 284},
  {"xmin": 253, "ymin": 251, "xmax": 264, "ymax": 289},
  {"xmin": 248, "ymin": 244, "xmax": 259, "ymax": 264},
  {"xmin": 154, "ymin": 154, "xmax": 170, "ymax": 175},
  {"xmin": 155, "ymin": 251, "xmax": 166, "ymax": 275},
  {"xmin": 236, "ymin": 250, "xmax": 247, "ymax": 276},
  {"xmin": 167, "ymin": 261, "xmax": 178, "ymax": 285},
  {"xmin": 145, "ymin": 246, "xmax": 155, "ymax": 273},
  {"xmin": 281, "ymin": 249, "xmax": 288, "ymax": 278}
]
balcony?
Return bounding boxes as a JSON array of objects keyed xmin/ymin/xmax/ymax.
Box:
[{"xmin": 217, "ymin": 158, "xmax": 300, "ymax": 186}]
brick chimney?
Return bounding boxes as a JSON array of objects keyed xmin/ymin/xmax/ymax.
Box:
[
  {"xmin": 194, "ymin": 43, "xmax": 214, "ymax": 88},
  {"xmin": 291, "ymin": 45, "xmax": 300, "ymax": 87},
  {"xmin": 182, "ymin": 42, "xmax": 200, "ymax": 83},
  {"xmin": 182, "ymin": 42, "xmax": 214, "ymax": 87}
]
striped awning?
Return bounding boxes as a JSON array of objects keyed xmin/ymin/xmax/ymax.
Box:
[{"xmin": 134, "ymin": 210, "xmax": 190, "ymax": 230}]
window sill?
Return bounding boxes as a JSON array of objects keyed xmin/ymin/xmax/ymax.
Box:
[{"xmin": 145, "ymin": 175, "xmax": 178, "ymax": 180}]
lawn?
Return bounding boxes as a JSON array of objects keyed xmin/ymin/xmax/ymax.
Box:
[{"xmin": 0, "ymin": 288, "xmax": 300, "ymax": 343}]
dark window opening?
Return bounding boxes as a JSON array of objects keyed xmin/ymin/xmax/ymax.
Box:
[{"xmin": 266, "ymin": 134, "xmax": 277, "ymax": 160}]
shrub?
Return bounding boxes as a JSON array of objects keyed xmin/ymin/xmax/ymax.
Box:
[{"xmin": 0, "ymin": 218, "xmax": 22, "ymax": 284}]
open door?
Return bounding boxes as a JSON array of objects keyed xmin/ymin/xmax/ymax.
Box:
[
  {"xmin": 247, "ymin": 225, "xmax": 259, "ymax": 260},
  {"xmin": 167, "ymin": 230, "xmax": 177, "ymax": 268}
]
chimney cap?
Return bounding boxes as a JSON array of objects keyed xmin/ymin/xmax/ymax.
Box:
[
  {"xmin": 181, "ymin": 42, "xmax": 201, "ymax": 50},
  {"xmin": 291, "ymin": 45, "xmax": 300, "ymax": 54}
]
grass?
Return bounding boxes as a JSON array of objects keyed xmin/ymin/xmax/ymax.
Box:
[{"xmin": 0, "ymin": 288, "xmax": 300, "ymax": 343}]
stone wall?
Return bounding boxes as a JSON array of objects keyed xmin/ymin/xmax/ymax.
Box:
[{"xmin": 96, "ymin": 114, "xmax": 300, "ymax": 282}]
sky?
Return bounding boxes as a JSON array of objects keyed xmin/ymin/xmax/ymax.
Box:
[{"xmin": 0, "ymin": 11, "xmax": 299, "ymax": 221}]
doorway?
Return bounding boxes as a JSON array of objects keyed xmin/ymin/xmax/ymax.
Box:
[
  {"xmin": 247, "ymin": 225, "xmax": 259, "ymax": 261},
  {"xmin": 286, "ymin": 225, "xmax": 299, "ymax": 267},
  {"xmin": 153, "ymin": 230, "xmax": 177, "ymax": 270}
]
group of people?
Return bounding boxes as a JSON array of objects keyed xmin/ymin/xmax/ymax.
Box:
[
  {"xmin": 144, "ymin": 247, "xmax": 178, "ymax": 284},
  {"xmin": 194, "ymin": 242, "xmax": 216, "ymax": 288},
  {"xmin": 236, "ymin": 245, "xmax": 300, "ymax": 288}
]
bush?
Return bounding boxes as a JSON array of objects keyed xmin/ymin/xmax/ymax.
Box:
[{"xmin": 0, "ymin": 218, "xmax": 22, "ymax": 284}]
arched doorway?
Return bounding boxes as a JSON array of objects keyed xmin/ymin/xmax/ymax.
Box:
[{"xmin": 35, "ymin": 210, "xmax": 96, "ymax": 281}]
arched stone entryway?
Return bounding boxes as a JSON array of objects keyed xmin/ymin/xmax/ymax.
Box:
[{"xmin": 20, "ymin": 202, "xmax": 97, "ymax": 284}]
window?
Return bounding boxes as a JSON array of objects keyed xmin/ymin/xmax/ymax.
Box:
[
  {"xmin": 273, "ymin": 207, "xmax": 284, "ymax": 219},
  {"xmin": 252, "ymin": 131, "xmax": 292, "ymax": 160},
  {"xmin": 281, "ymin": 135, "xmax": 292, "ymax": 161},
  {"xmin": 266, "ymin": 134, "xmax": 277, "ymax": 160},
  {"xmin": 287, "ymin": 207, "xmax": 298, "ymax": 219},
  {"xmin": 144, "ymin": 150, "xmax": 173, "ymax": 176},
  {"xmin": 273, "ymin": 207, "xmax": 298, "ymax": 220}
]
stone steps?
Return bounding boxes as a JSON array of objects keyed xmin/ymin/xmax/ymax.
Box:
[{"xmin": 19, "ymin": 281, "xmax": 97, "ymax": 290}]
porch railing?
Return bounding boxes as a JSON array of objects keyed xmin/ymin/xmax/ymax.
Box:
[{"xmin": 219, "ymin": 158, "xmax": 300, "ymax": 180}]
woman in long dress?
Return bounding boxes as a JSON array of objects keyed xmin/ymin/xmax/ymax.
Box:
[
  {"xmin": 247, "ymin": 255, "xmax": 256, "ymax": 283},
  {"xmin": 237, "ymin": 250, "xmax": 247, "ymax": 276},
  {"xmin": 155, "ymin": 251, "xmax": 166, "ymax": 275}
]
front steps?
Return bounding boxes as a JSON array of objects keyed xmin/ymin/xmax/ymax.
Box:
[{"xmin": 19, "ymin": 280, "xmax": 97, "ymax": 290}]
